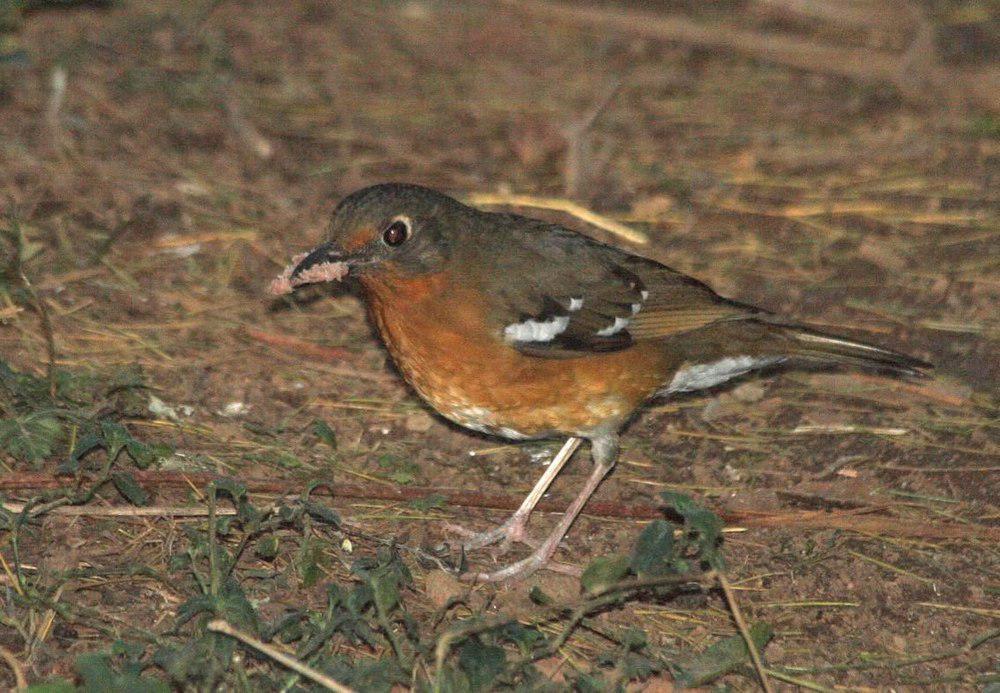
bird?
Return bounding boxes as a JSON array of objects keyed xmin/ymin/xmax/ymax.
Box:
[{"xmin": 273, "ymin": 182, "xmax": 930, "ymax": 582}]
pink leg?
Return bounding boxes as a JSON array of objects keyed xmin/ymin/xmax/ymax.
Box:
[
  {"xmin": 446, "ymin": 438, "xmax": 582, "ymax": 550},
  {"xmin": 470, "ymin": 435, "xmax": 618, "ymax": 583}
]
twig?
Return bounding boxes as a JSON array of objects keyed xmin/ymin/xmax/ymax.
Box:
[
  {"xmin": 916, "ymin": 602, "xmax": 1000, "ymax": 619},
  {"xmin": 752, "ymin": 0, "xmax": 907, "ymax": 35},
  {"xmin": 846, "ymin": 549, "xmax": 934, "ymax": 584},
  {"xmin": 207, "ymin": 620, "xmax": 355, "ymax": 693},
  {"xmin": 563, "ymin": 80, "xmax": 622, "ymax": 198},
  {"xmin": 501, "ymin": 0, "xmax": 1000, "ymax": 113},
  {"xmin": 774, "ymin": 629, "xmax": 999, "ymax": 674},
  {"xmin": 717, "ymin": 572, "xmax": 774, "ymax": 693},
  {"xmin": 208, "ymin": 485, "xmax": 220, "ymax": 596},
  {"xmin": 463, "ymin": 192, "xmax": 648, "ymax": 245},
  {"xmin": 45, "ymin": 65, "xmax": 68, "ymax": 150},
  {"xmin": 790, "ymin": 424, "xmax": 909, "ymax": 436},
  {"xmin": 0, "ymin": 644, "xmax": 27, "ymax": 691},
  {"xmin": 223, "ymin": 90, "xmax": 274, "ymax": 159},
  {"xmin": 762, "ymin": 667, "xmax": 833, "ymax": 692},
  {"xmin": 1, "ymin": 503, "xmax": 238, "ymax": 517},
  {"xmin": 878, "ymin": 465, "xmax": 1000, "ymax": 473},
  {"xmin": 4, "ymin": 216, "xmax": 58, "ymax": 396},
  {"xmin": 2, "ymin": 472, "xmax": 998, "ymax": 541},
  {"xmin": 244, "ymin": 327, "xmax": 350, "ymax": 362}
]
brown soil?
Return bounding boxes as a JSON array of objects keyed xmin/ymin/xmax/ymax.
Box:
[{"xmin": 1, "ymin": 1, "xmax": 997, "ymax": 690}]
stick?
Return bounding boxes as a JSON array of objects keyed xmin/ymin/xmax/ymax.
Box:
[
  {"xmin": 878, "ymin": 465, "xmax": 1000, "ymax": 473},
  {"xmin": 2, "ymin": 472, "xmax": 996, "ymax": 541},
  {"xmin": 563, "ymin": 80, "xmax": 622, "ymax": 198},
  {"xmin": 244, "ymin": 327, "xmax": 350, "ymax": 361},
  {"xmin": 0, "ymin": 644, "xmax": 27, "ymax": 691},
  {"xmin": 463, "ymin": 192, "xmax": 648, "ymax": 245},
  {"xmin": 1, "ymin": 503, "xmax": 238, "ymax": 517},
  {"xmin": 207, "ymin": 620, "xmax": 355, "ymax": 693},
  {"xmin": 717, "ymin": 572, "xmax": 774, "ymax": 693},
  {"xmin": 501, "ymin": 0, "xmax": 1000, "ymax": 113}
]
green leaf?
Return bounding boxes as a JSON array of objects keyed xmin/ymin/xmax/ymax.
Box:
[
  {"xmin": 621, "ymin": 651, "xmax": 659, "ymax": 680},
  {"xmin": 124, "ymin": 438, "xmax": 170, "ymax": 469},
  {"xmin": 75, "ymin": 651, "xmax": 172, "ymax": 693},
  {"xmin": 660, "ymin": 490, "xmax": 725, "ymax": 569},
  {"xmin": 25, "ymin": 680, "xmax": 76, "ymax": 693},
  {"xmin": 370, "ymin": 571, "xmax": 400, "ymax": 614},
  {"xmin": 211, "ymin": 478, "xmax": 247, "ymax": 503},
  {"xmin": 311, "ymin": 418, "xmax": 338, "ymax": 449},
  {"xmin": 674, "ymin": 621, "xmax": 774, "ymax": 687},
  {"xmin": 255, "ymin": 535, "xmax": 280, "ymax": 560},
  {"xmin": 74, "ymin": 652, "xmax": 117, "ymax": 691},
  {"xmin": 100, "ymin": 420, "xmax": 131, "ymax": 461},
  {"xmin": 580, "ymin": 554, "xmax": 630, "ymax": 595},
  {"xmin": 528, "ymin": 585, "xmax": 553, "ymax": 606},
  {"xmin": 216, "ymin": 579, "xmax": 260, "ymax": 633},
  {"xmin": 298, "ymin": 537, "xmax": 323, "ymax": 589},
  {"xmin": 111, "ymin": 472, "xmax": 150, "ymax": 506},
  {"xmin": 621, "ymin": 627, "xmax": 647, "ymax": 650},
  {"xmin": 458, "ymin": 638, "xmax": 507, "ymax": 691},
  {"xmin": 175, "ymin": 594, "xmax": 215, "ymax": 627},
  {"xmin": 66, "ymin": 432, "xmax": 103, "ymax": 470},
  {"xmin": 573, "ymin": 672, "xmax": 607, "ymax": 692},
  {"xmin": 0, "ymin": 413, "xmax": 62, "ymax": 462},
  {"xmin": 629, "ymin": 519, "xmax": 675, "ymax": 577},
  {"xmin": 409, "ymin": 493, "xmax": 446, "ymax": 511},
  {"xmin": 303, "ymin": 499, "xmax": 341, "ymax": 527},
  {"xmin": 154, "ymin": 634, "xmax": 234, "ymax": 688},
  {"xmin": 388, "ymin": 469, "xmax": 415, "ymax": 485},
  {"xmin": 498, "ymin": 622, "xmax": 544, "ymax": 655}
]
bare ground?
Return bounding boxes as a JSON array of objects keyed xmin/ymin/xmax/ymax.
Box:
[{"xmin": 1, "ymin": 1, "xmax": 998, "ymax": 690}]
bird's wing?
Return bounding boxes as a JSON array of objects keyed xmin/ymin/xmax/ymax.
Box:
[{"xmin": 482, "ymin": 218, "xmax": 761, "ymax": 358}]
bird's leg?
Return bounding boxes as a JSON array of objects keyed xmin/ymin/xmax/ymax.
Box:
[
  {"xmin": 471, "ymin": 435, "xmax": 618, "ymax": 583},
  {"xmin": 447, "ymin": 437, "xmax": 582, "ymax": 550}
]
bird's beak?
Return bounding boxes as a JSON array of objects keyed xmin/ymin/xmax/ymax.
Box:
[
  {"xmin": 270, "ymin": 241, "xmax": 362, "ymax": 296},
  {"xmin": 289, "ymin": 241, "xmax": 354, "ymax": 281},
  {"xmin": 289, "ymin": 243, "xmax": 344, "ymax": 281}
]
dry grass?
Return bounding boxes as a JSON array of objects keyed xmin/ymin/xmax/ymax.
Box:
[{"xmin": 1, "ymin": 0, "xmax": 998, "ymax": 690}]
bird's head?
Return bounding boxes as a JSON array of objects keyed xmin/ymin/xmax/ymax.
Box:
[{"xmin": 283, "ymin": 183, "xmax": 462, "ymax": 290}]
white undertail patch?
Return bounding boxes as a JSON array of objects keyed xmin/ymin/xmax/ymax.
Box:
[
  {"xmin": 504, "ymin": 315, "xmax": 570, "ymax": 343},
  {"xmin": 664, "ymin": 356, "xmax": 783, "ymax": 394}
]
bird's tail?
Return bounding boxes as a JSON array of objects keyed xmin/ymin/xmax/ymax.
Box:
[{"xmin": 768, "ymin": 321, "xmax": 931, "ymax": 377}]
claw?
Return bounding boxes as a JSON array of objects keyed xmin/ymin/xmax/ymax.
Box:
[{"xmin": 444, "ymin": 514, "xmax": 536, "ymax": 552}]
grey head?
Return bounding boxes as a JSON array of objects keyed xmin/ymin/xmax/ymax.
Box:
[{"xmin": 290, "ymin": 183, "xmax": 471, "ymax": 281}]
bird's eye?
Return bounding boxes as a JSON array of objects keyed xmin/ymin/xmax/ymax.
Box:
[{"xmin": 382, "ymin": 219, "xmax": 410, "ymax": 247}]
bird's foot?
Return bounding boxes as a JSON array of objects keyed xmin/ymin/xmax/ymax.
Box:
[
  {"xmin": 444, "ymin": 512, "xmax": 536, "ymax": 552},
  {"xmin": 464, "ymin": 535, "xmax": 577, "ymax": 583}
]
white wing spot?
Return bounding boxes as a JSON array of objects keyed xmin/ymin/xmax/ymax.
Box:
[
  {"xmin": 640, "ymin": 290, "xmax": 650, "ymax": 301},
  {"xmin": 504, "ymin": 315, "xmax": 570, "ymax": 343},
  {"xmin": 664, "ymin": 356, "xmax": 782, "ymax": 394},
  {"xmin": 596, "ymin": 316, "xmax": 630, "ymax": 337},
  {"xmin": 568, "ymin": 297, "xmax": 584, "ymax": 311}
]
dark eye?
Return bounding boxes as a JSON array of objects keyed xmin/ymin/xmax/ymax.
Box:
[{"xmin": 382, "ymin": 219, "xmax": 410, "ymax": 247}]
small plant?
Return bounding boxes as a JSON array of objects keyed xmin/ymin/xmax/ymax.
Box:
[{"xmin": 0, "ymin": 359, "xmax": 172, "ymax": 484}]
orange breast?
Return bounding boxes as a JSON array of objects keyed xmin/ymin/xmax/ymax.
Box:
[{"xmin": 360, "ymin": 269, "xmax": 672, "ymax": 438}]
